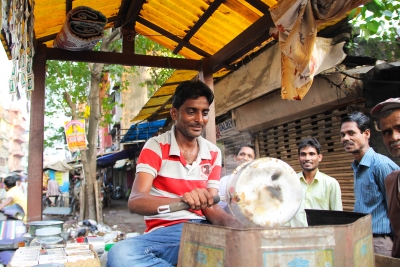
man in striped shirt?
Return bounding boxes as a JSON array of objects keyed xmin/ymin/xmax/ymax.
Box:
[
  {"xmin": 107, "ymin": 81, "xmax": 241, "ymax": 267},
  {"xmin": 340, "ymin": 112, "xmax": 400, "ymax": 256}
]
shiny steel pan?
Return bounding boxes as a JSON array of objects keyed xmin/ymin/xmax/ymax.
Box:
[
  {"xmin": 224, "ymin": 157, "xmax": 302, "ymax": 227},
  {"xmin": 158, "ymin": 157, "xmax": 302, "ymax": 228}
]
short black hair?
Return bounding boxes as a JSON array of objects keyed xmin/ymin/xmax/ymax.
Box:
[
  {"xmin": 234, "ymin": 145, "xmax": 256, "ymax": 157},
  {"xmin": 340, "ymin": 112, "xmax": 370, "ymax": 133},
  {"xmin": 4, "ymin": 174, "xmax": 19, "ymax": 189},
  {"xmin": 171, "ymin": 81, "xmax": 214, "ymax": 109},
  {"xmin": 298, "ymin": 137, "xmax": 321, "ymax": 155}
]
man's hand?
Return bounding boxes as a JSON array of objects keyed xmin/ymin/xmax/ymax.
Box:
[
  {"xmin": 203, "ymin": 205, "xmax": 245, "ymax": 229},
  {"xmin": 181, "ymin": 188, "xmax": 214, "ymax": 210}
]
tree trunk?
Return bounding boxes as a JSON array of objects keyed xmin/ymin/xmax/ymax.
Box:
[{"xmin": 80, "ymin": 28, "xmax": 121, "ymax": 221}]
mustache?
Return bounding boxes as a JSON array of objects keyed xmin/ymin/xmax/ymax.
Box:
[
  {"xmin": 188, "ymin": 123, "xmax": 204, "ymax": 127},
  {"xmin": 390, "ymin": 140, "xmax": 400, "ymax": 148},
  {"xmin": 343, "ymin": 141, "xmax": 354, "ymax": 146}
]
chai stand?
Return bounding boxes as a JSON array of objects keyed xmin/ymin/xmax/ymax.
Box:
[{"xmin": 178, "ymin": 210, "xmax": 375, "ymax": 266}]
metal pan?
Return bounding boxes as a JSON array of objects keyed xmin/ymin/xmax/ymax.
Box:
[
  {"xmin": 224, "ymin": 157, "xmax": 302, "ymax": 227},
  {"xmin": 157, "ymin": 157, "xmax": 302, "ymax": 228}
]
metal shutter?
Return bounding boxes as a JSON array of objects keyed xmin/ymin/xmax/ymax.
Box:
[{"xmin": 258, "ymin": 107, "xmax": 355, "ymax": 211}]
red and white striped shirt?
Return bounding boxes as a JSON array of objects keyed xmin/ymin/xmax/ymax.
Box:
[{"xmin": 136, "ymin": 126, "xmax": 222, "ymax": 232}]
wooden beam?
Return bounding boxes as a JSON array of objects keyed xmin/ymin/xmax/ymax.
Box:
[
  {"xmin": 200, "ymin": 58, "xmax": 216, "ymax": 145},
  {"xmin": 137, "ymin": 17, "xmax": 211, "ymax": 58},
  {"xmin": 46, "ymin": 47, "xmax": 201, "ymax": 70},
  {"xmin": 66, "ymin": 0, "xmax": 72, "ymax": 14},
  {"xmin": 121, "ymin": 0, "xmax": 145, "ymax": 54},
  {"xmin": 245, "ymin": 0, "xmax": 270, "ymax": 14},
  {"xmin": 123, "ymin": 0, "xmax": 145, "ymax": 28},
  {"xmin": 173, "ymin": 0, "xmax": 224, "ymax": 54},
  {"xmin": 114, "ymin": 0, "xmax": 136, "ymax": 28},
  {"xmin": 122, "ymin": 28, "xmax": 136, "ymax": 55},
  {"xmin": 221, "ymin": 32, "xmax": 274, "ymax": 68},
  {"xmin": 27, "ymin": 44, "xmax": 47, "ymax": 222},
  {"xmin": 209, "ymin": 14, "xmax": 274, "ymax": 72}
]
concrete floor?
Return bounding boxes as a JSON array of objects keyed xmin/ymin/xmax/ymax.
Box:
[
  {"xmin": 42, "ymin": 198, "xmax": 146, "ymax": 234},
  {"xmin": 102, "ymin": 199, "xmax": 146, "ymax": 234}
]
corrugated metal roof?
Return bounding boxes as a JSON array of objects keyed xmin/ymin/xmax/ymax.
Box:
[{"xmin": 1, "ymin": 0, "xmax": 357, "ymax": 123}]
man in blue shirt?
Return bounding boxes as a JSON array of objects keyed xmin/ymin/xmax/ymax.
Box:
[{"xmin": 340, "ymin": 112, "xmax": 400, "ymax": 256}]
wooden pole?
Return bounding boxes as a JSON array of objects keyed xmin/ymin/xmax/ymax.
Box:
[
  {"xmin": 199, "ymin": 58, "xmax": 216, "ymax": 144},
  {"xmin": 80, "ymin": 182, "xmax": 85, "ymax": 220},
  {"xmin": 27, "ymin": 44, "xmax": 47, "ymax": 222},
  {"xmin": 94, "ymin": 181, "xmax": 101, "ymax": 223}
]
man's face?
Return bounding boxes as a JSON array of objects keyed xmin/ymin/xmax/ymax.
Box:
[
  {"xmin": 340, "ymin": 121, "xmax": 370, "ymax": 154},
  {"xmin": 298, "ymin": 146, "xmax": 322, "ymax": 172},
  {"xmin": 170, "ymin": 96, "xmax": 209, "ymax": 139},
  {"xmin": 234, "ymin": 147, "xmax": 255, "ymax": 166},
  {"xmin": 379, "ymin": 109, "xmax": 400, "ymax": 158}
]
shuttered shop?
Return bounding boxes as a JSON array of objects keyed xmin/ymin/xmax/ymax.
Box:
[{"xmin": 257, "ymin": 108, "xmax": 355, "ymax": 211}]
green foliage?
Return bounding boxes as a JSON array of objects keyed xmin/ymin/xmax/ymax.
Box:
[
  {"xmin": 135, "ymin": 34, "xmax": 183, "ymax": 96},
  {"xmin": 351, "ymin": 0, "xmax": 400, "ymax": 41},
  {"xmin": 43, "ymin": 32, "xmax": 182, "ymax": 149},
  {"xmin": 44, "ymin": 61, "xmax": 91, "ymax": 148}
]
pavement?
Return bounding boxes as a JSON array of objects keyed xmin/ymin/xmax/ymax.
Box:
[
  {"xmin": 102, "ymin": 199, "xmax": 146, "ymax": 234},
  {"xmin": 42, "ymin": 198, "xmax": 146, "ymax": 234}
]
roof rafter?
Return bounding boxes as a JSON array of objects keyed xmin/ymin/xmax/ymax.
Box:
[
  {"xmin": 122, "ymin": 0, "xmax": 145, "ymax": 28},
  {"xmin": 245, "ymin": 0, "xmax": 270, "ymax": 14},
  {"xmin": 173, "ymin": 0, "xmax": 224, "ymax": 54},
  {"xmin": 136, "ymin": 17, "xmax": 211, "ymax": 58},
  {"xmin": 209, "ymin": 14, "xmax": 274, "ymax": 72},
  {"xmin": 45, "ymin": 47, "xmax": 201, "ymax": 70},
  {"xmin": 66, "ymin": 0, "xmax": 72, "ymax": 15}
]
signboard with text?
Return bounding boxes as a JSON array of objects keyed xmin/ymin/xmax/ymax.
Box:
[{"xmin": 216, "ymin": 119, "xmax": 240, "ymax": 141}]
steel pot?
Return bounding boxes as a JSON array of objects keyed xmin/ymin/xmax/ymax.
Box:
[
  {"xmin": 224, "ymin": 157, "xmax": 302, "ymax": 227},
  {"xmin": 158, "ymin": 157, "xmax": 302, "ymax": 228},
  {"xmin": 28, "ymin": 220, "xmax": 64, "ymax": 236}
]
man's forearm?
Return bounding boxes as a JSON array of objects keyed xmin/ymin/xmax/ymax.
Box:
[
  {"xmin": 128, "ymin": 193, "xmax": 182, "ymax": 216},
  {"xmin": 203, "ymin": 205, "xmax": 244, "ymax": 229}
]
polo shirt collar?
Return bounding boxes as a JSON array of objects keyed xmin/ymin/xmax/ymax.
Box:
[{"xmin": 169, "ymin": 125, "xmax": 212, "ymax": 160}]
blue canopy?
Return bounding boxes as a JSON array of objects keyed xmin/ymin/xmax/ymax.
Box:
[
  {"xmin": 120, "ymin": 119, "xmax": 167, "ymax": 143},
  {"xmin": 97, "ymin": 146, "xmax": 139, "ymax": 167}
]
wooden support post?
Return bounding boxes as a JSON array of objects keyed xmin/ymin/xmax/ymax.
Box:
[
  {"xmin": 80, "ymin": 182, "xmax": 85, "ymax": 220},
  {"xmin": 122, "ymin": 27, "xmax": 135, "ymax": 56},
  {"xmin": 94, "ymin": 181, "xmax": 101, "ymax": 223},
  {"xmin": 199, "ymin": 58, "xmax": 216, "ymax": 145},
  {"xmin": 27, "ymin": 44, "xmax": 47, "ymax": 222}
]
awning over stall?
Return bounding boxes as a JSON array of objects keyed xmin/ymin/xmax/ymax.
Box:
[
  {"xmin": 97, "ymin": 146, "xmax": 139, "ymax": 167},
  {"xmin": 121, "ymin": 119, "xmax": 167, "ymax": 143}
]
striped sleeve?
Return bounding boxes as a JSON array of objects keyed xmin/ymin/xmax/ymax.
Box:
[
  {"xmin": 136, "ymin": 138, "xmax": 162, "ymax": 178},
  {"xmin": 373, "ymin": 157, "xmax": 400, "ymax": 204}
]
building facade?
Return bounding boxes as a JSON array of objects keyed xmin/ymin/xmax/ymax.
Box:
[{"xmin": 0, "ymin": 106, "xmax": 28, "ymax": 176}]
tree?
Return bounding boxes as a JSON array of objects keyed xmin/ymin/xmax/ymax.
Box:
[
  {"xmin": 351, "ymin": 0, "xmax": 399, "ymax": 41},
  {"xmin": 348, "ymin": 0, "xmax": 400, "ymax": 60},
  {"xmin": 44, "ymin": 29, "xmax": 178, "ymax": 221}
]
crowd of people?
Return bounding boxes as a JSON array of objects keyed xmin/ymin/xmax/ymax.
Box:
[
  {"xmin": 104, "ymin": 79, "xmax": 400, "ymax": 267},
  {"xmin": 0, "ymin": 81, "xmax": 397, "ymax": 266}
]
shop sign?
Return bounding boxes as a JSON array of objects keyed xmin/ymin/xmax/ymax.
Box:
[{"xmin": 216, "ymin": 119, "xmax": 240, "ymax": 141}]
